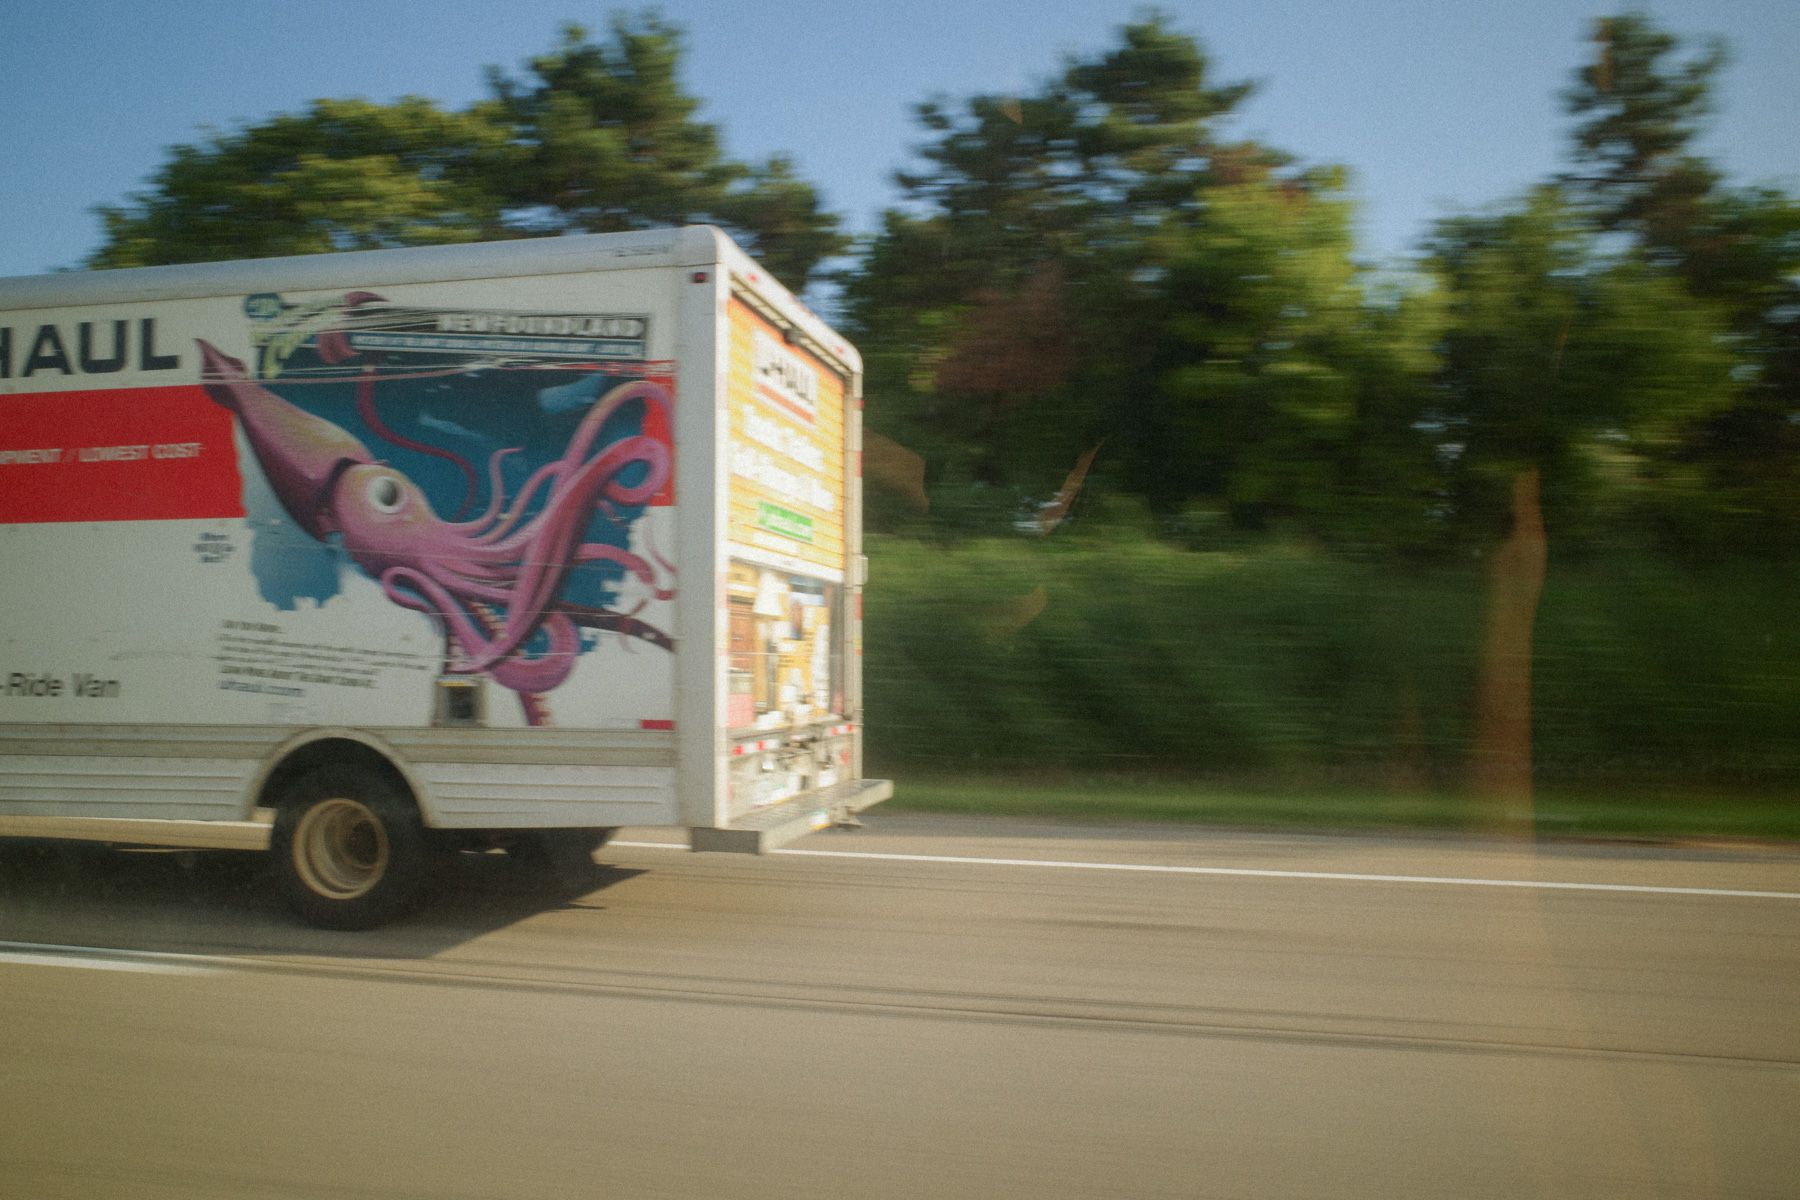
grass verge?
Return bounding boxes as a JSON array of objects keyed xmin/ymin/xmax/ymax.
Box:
[{"xmin": 880, "ymin": 773, "xmax": 1800, "ymax": 843}]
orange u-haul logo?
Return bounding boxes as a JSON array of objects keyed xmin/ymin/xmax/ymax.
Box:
[{"xmin": 752, "ymin": 327, "xmax": 818, "ymax": 423}]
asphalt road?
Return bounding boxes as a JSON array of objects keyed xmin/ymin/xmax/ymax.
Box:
[{"xmin": 2, "ymin": 813, "xmax": 1797, "ymax": 1199}]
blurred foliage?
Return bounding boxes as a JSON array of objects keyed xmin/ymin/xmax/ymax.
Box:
[
  {"xmin": 90, "ymin": 98, "xmax": 515, "ymax": 266},
  {"xmin": 90, "ymin": 14, "xmax": 845, "ymax": 287},
  {"xmin": 848, "ymin": 11, "xmax": 1797, "ymax": 801},
  {"xmin": 1422, "ymin": 189, "xmax": 1737, "ymax": 545},
  {"xmin": 482, "ymin": 15, "xmax": 845, "ymax": 284},
  {"xmin": 863, "ymin": 532, "xmax": 1800, "ymax": 789},
  {"xmin": 842, "ymin": 11, "xmax": 1797, "ymax": 563},
  {"xmin": 863, "ymin": 531, "xmax": 1478, "ymax": 779},
  {"xmin": 1563, "ymin": 12, "xmax": 1725, "ymax": 250},
  {"xmin": 839, "ymin": 15, "xmax": 1434, "ymax": 550},
  {"xmin": 1558, "ymin": 12, "xmax": 1800, "ymax": 557}
]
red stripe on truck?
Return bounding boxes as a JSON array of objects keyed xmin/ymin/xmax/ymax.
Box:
[{"xmin": 0, "ymin": 385, "xmax": 245, "ymax": 523}]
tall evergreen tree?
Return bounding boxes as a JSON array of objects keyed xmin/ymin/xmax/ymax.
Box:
[
  {"xmin": 1563, "ymin": 13, "xmax": 1725, "ymax": 256},
  {"xmin": 1563, "ymin": 13, "xmax": 1800, "ymax": 555}
]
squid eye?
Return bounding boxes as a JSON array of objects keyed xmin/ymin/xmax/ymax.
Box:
[{"xmin": 366, "ymin": 474, "xmax": 404, "ymax": 514}]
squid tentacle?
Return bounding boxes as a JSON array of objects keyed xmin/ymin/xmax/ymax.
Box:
[
  {"xmin": 353, "ymin": 378, "xmax": 677, "ymax": 696},
  {"xmin": 382, "ymin": 566, "xmax": 583, "ymax": 692},
  {"xmin": 463, "ymin": 438, "xmax": 671, "ymax": 665},
  {"xmin": 379, "ymin": 566, "xmax": 509, "ymax": 664},
  {"xmin": 468, "ymin": 381, "xmax": 669, "ymax": 546},
  {"xmin": 482, "ymin": 614, "xmax": 582, "ymax": 694},
  {"xmin": 572, "ymin": 543, "xmax": 675, "ymax": 602},
  {"xmin": 469, "ymin": 456, "xmax": 565, "ymax": 546},
  {"xmin": 442, "ymin": 447, "xmax": 524, "ymax": 535},
  {"xmin": 481, "ymin": 436, "xmax": 666, "ymax": 556},
  {"xmin": 557, "ymin": 381, "xmax": 671, "ymax": 475}
]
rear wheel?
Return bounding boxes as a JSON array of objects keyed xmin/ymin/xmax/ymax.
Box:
[{"xmin": 271, "ymin": 766, "xmax": 427, "ymax": 929}]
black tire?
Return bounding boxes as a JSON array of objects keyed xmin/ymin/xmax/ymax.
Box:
[
  {"xmin": 507, "ymin": 828, "xmax": 615, "ymax": 881},
  {"xmin": 270, "ymin": 765, "xmax": 428, "ymax": 929}
]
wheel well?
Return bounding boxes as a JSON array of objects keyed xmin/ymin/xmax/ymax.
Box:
[{"xmin": 261, "ymin": 739, "xmax": 418, "ymax": 814}]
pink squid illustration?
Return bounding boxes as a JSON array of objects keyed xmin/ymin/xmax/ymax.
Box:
[{"xmin": 198, "ymin": 340, "xmax": 674, "ymax": 710}]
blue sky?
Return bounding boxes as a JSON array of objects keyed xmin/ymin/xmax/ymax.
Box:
[{"xmin": 2, "ymin": 0, "xmax": 1794, "ymax": 282}]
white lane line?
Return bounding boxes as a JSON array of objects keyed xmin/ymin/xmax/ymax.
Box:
[
  {"xmin": 0, "ymin": 941, "xmax": 219, "ymax": 975},
  {"xmin": 611, "ymin": 841, "xmax": 1800, "ymax": 901}
]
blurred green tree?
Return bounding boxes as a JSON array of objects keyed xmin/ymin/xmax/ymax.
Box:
[
  {"xmin": 844, "ymin": 16, "xmax": 1431, "ymax": 545},
  {"xmin": 1669, "ymin": 186, "xmax": 1800, "ymax": 556},
  {"xmin": 1563, "ymin": 13, "xmax": 1800, "ymax": 555},
  {"xmin": 90, "ymin": 98, "xmax": 514, "ymax": 267},
  {"xmin": 90, "ymin": 14, "xmax": 845, "ymax": 288},
  {"xmin": 1129, "ymin": 174, "xmax": 1442, "ymax": 550},
  {"xmin": 484, "ymin": 14, "xmax": 845, "ymax": 285},
  {"xmin": 1563, "ymin": 13, "xmax": 1725, "ymax": 253},
  {"xmin": 1423, "ymin": 190, "xmax": 1736, "ymax": 807}
]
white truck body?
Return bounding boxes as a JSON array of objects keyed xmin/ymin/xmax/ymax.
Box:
[{"xmin": 0, "ymin": 227, "xmax": 887, "ymax": 911}]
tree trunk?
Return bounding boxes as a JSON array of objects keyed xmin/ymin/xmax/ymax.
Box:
[{"xmin": 1471, "ymin": 467, "xmax": 1548, "ymax": 830}]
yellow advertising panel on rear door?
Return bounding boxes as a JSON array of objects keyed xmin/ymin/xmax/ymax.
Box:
[{"xmin": 725, "ymin": 296, "xmax": 847, "ymax": 578}]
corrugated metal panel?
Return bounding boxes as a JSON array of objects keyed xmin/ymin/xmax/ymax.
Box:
[
  {"xmin": 420, "ymin": 762, "xmax": 675, "ymax": 827},
  {"xmin": 0, "ymin": 755, "xmax": 251, "ymax": 821}
]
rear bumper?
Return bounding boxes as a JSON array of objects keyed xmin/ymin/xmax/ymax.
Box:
[{"xmin": 689, "ymin": 778, "xmax": 893, "ymax": 854}]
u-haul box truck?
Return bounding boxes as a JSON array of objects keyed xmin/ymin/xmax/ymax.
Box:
[{"xmin": 0, "ymin": 226, "xmax": 889, "ymax": 927}]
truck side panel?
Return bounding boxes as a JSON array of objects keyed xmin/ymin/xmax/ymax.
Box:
[{"xmin": 2, "ymin": 258, "xmax": 696, "ymax": 829}]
